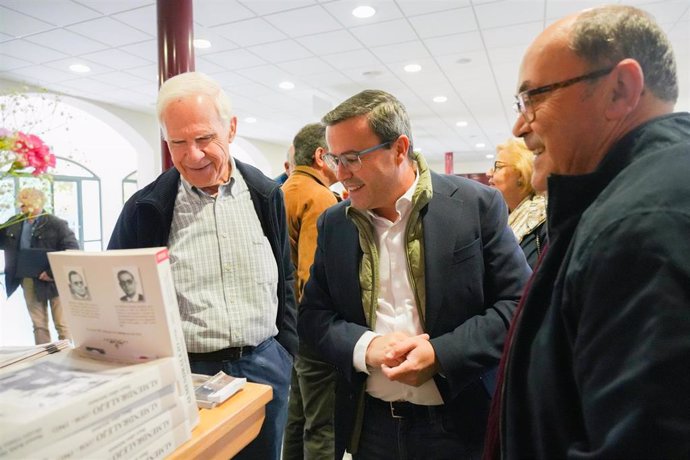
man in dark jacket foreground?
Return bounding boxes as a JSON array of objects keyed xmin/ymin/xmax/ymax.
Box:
[
  {"xmin": 486, "ymin": 5, "xmax": 690, "ymax": 459},
  {"xmin": 298, "ymin": 89, "xmax": 531, "ymax": 459}
]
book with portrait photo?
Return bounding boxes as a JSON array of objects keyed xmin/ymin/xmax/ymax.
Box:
[{"xmin": 48, "ymin": 247, "xmax": 199, "ymax": 429}]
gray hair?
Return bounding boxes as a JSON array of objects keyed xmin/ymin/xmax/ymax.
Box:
[
  {"xmin": 570, "ymin": 5, "xmax": 678, "ymax": 102},
  {"xmin": 293, "ymin": 123, "xmax": 327, "ymax": 166},
  {"xmin": 322, "ymin": 89, "xmax": 414, "ymax": 156},
  {"xmin": 156, "ymin": 72, "xmax": 233, "ymax": 138}
]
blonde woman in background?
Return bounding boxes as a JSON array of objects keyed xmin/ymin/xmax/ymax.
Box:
[{"xmin": 487, "ymin": 138, "xmax": 547, "ymax": 268}]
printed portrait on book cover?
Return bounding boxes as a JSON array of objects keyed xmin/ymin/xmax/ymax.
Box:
[
  {"xmin": 66, "ymin": 268, "xmax": 91, "ymax": 301},
  {"xmin": 113, "ymin": 267, "xmax": 145, "ymax": 303}
]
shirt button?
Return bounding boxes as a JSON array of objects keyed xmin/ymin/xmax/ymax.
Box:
[
  {"xmin": 222, "ymin": 233, "xmax": 228, "ymax": 238},
  {"xmin": 224, "ymin": 264, "xmax": 231, "ymax": 271}
]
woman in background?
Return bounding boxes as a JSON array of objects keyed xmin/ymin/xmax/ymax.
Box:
[{"xmin": 487, "ymin": 138, "xmax": 547, "ymax": 268}]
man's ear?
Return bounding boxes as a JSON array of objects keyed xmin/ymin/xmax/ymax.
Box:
[
  {"xmin": 227, "ymin": 116, "xmax": 238, "ymax": 143},
  {"xmin": 394, "ymin": 135, "xmax": 411, "ymax": 163},
  {"xmin": 314, "ymin": 147, "xmax": 326, "ymax": 168},
  {"xmin": 605, "ymin": 58, "xmax": 644, "ymax": 120}
]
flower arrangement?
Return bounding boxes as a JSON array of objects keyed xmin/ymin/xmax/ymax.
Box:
[
  {"xmin": 0, "ymin": 129, "xmax": 56, "ymax": 231},
  {"xmin": 0, "ymin": 127, "xmax": 56, "ymax": 179}
]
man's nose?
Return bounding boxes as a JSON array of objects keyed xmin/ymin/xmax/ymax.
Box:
[
  {"xmin": 188, "ymin": 142, "xmax": 206, "ymax": 159},
  {"xmin": 512, "ymin": 114, "xmax": 530, "ymax": 138}
]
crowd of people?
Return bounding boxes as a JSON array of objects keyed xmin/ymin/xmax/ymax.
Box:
[{"xmin": 2, "ymin": 4, "xmax": 689, "ymax": 459}]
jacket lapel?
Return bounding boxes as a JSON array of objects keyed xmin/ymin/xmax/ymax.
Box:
[{"xmin": 422, "ymin": 178, "xmax": 462, "ymax": 333}]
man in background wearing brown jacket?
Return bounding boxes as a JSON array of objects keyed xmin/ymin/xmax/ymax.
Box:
[{"xmin": 282, "ymin": 122, "xmax": 339, "ymax": 459}]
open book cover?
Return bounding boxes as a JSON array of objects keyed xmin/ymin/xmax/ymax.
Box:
[{"xmin": 48, "ymin": 247, "xmax": 200, "ymax": 428}]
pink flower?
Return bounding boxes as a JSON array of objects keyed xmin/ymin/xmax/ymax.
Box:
[{"xmin": 13, "ymin": 131, "xmax": 55, "ymax": 175}]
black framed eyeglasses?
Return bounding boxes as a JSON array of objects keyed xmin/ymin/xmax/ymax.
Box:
[
  {"xmin": 322, "ymin": 141, "xmax": 392, "ymax": 172},
  {"xmin": 513, "ymin": 66, "xmax": 616, "ymax": 123}
]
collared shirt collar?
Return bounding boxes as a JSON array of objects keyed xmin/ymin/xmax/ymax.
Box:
[{"xmin": 180, "ymin": 156, "xmax": 238, "ymax": 198}]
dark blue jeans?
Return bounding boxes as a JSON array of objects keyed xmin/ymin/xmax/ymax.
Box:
[
  {"xmin": 189, "ymin": 337, "xmax": 292, "ymax": 460},
  {"xmin": 354, "ymin": 396, "xmax": 483, "ymax": 460}
]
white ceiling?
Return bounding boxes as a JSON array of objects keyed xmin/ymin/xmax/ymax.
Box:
[{"xmin": 1, "ymin": 0, "xmax": 689, "ymax": 163}]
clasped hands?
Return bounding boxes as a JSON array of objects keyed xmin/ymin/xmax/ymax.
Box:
[{"xmin": 365, "ymin": 332, "xmax": 439, "ymax": 387}]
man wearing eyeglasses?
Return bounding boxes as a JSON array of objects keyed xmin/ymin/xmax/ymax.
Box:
[
  {"xmin": 485, "ymin": 5, "xmax": 690, "ymax": 459},
  {"xmin": 298, "ymin": 89, "xmax": 531, "ymax": 459}
]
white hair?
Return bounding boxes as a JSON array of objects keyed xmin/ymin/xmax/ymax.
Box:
[{"xmin": 156, "ymin": 71, "xmax": 233, "ymax": 138}]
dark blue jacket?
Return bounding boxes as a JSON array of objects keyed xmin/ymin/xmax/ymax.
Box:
[
  {"xmin": 501, "ymin": 113, "xmax": 690, "ymax": 458},
  {"xmin": 299, "ymin": 170, "xmax": 531, "ymax": 457},
  {"xmin": 108, "ymin": 160, "xmax": 297, "ymax": 356}
]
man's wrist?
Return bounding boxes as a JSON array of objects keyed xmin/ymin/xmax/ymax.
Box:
[{"xmin": 353, "ymin": 330, "xmax": 380, "ymax": 374}]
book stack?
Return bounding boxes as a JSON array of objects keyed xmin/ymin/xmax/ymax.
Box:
[
  {"xmin": 0, "ymin": 339, "xmax": 70, "ymax": 369},
  {"xmin": 0, "ymin": 353, "xmax": 188, "ymax": 459},
  {"xmin": 0, "ymin": 247, "xmax": 202, "ymax": 459}
]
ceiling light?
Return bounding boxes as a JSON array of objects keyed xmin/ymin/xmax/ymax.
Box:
[
  {"xmin": 244, "ymin": 117, "xmax": 257, "ymax": 123},
  {"xmin": 352, "ymin": 6, "xmax": 376, "ymax": 18},
  {"xmin": 485, "ymin": 154, "xmax": 495, "ymax": 159},
  {"xmin": 404, "ymin": 64, "xmax": 422, "ymax": 73},
  {"xmin": 456, "ymin": 57, "xmax": 472, "ymax": 64},
  {"xmin": 279, "ymin": 81, "xmax": 295, "ymax": 90},
  {"xmin": 193, "ymin": 39, "xmax": 211, "ymax": 49},
  {"xmin": 69, "ymin": 63, "xmax": 90, "ymax": 73},
  {"xmin": 476, "ymin": 143, "xmax": 486, "ymax": 148},
  {"xmin": 433, "ymin": 96, "xmax": 447, "ymax": 103},
  {"xmin": 456, "ymin": 121, "xmax": 468, "ymax": 127}
]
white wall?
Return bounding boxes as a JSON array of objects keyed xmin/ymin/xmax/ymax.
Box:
[{"xmin": 243, "ymin": 137, "xmax": 290, "ymax": 178}]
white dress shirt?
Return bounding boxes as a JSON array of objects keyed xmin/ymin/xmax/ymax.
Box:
[{"xmin": 352, "ymin": 174, "xmax": 443, "ymax": 405}]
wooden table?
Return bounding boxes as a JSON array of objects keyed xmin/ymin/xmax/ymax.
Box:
[{"xmin": 169, "ymin": 382, "xmax": 273, "ymax": 460}]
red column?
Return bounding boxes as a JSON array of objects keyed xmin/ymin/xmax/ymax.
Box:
[
  {"xmin": 445, "ymin": 151, "xmax": 454, "ymax": 174},
  {"xmin": 157, "ymin": 0, "xmax": 195, "ymax": 171}
]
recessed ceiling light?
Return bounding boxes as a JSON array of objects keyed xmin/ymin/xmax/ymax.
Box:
[
  {"xmin": 193, "ymin": 39, "xmax": 211, "ymax": 49},
  {"xmin": 476, "ymin": 143, "xmax": 486, "ymax": 148},
  {"xmin": 404, "ymin": 64, "xmax": 422, "ymax": 73},
  {"xmin": 279, "ymin": 81, "xmax": 295, "ymax": 90},
  {"xmin": 245, "ymin": 117, "xmax": 257, "ymax": 123},
  {"xmin": 456, "ymin": 57, "xmax": 472, "ymax": 64},
  {"xmin": 456, "ymin": 121, "xmax": 468, "ymax": 127},
  {"xmin": 433, "ymin": 96, "xmax": 447, "ymax": 103},
  {"xmin": 69, "ymin": 63, "xmax": 90, "ymax": 73},
  {"xmin": 352, "ymin": 6, "xmax": 376, "ymax": 18},
  {"xmin": 485, "ymin": 154, "xmax": 495, "ymax": 159}
]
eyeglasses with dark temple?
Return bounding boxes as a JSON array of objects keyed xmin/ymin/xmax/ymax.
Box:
[
  {"xmin": 322, "ymin": 141, "xmax": 392, "ymax": 172},
  {"xmin": 513, "ymin": 66, "xmax": 616, "ymax": 123}
]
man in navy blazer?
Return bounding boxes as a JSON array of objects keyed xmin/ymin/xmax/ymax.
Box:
[{"xmin": 298, "ymin": 90, "xmax": 531, "ymax": 459}]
